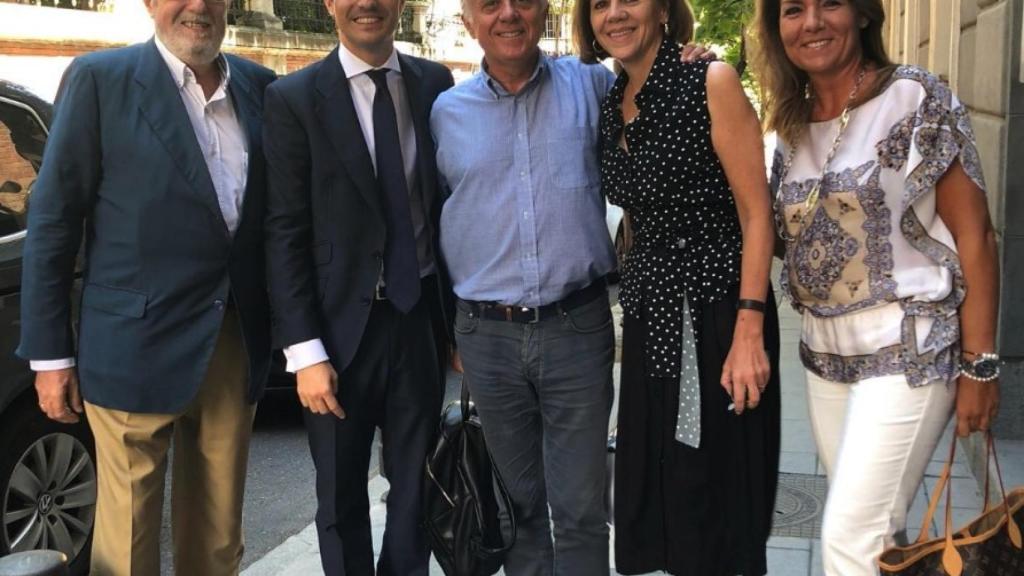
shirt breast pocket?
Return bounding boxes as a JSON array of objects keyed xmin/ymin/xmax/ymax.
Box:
[{"xmin": 546, "ymin": 127, "xmax": 600, "ymax": 190}]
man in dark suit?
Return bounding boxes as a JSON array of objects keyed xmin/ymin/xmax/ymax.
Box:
[
  {"xmin": 262, "ymin": 0, "xmax": 453, "ymax": 572},
  {"xmin": 16, "ymin": 0, "xmax": 275, "ymax": 572}
]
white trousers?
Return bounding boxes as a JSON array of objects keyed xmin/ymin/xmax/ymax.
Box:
[{"xmin": 806, "ymin": 371, "xmax": 956, "ymax": 576}]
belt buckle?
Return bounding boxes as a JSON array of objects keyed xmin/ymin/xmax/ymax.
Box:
[
  {"xmin": 375, "ymin": 284, "xmax": 387, "ymax": 301},
  {"xmin": 522, "ymin": 306, "xmax": 540, "ymax": 324}
]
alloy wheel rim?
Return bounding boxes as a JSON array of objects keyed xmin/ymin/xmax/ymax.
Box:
[{"xmin": 3, "ymin": 432, "xmax": 96, "ymax": 561}]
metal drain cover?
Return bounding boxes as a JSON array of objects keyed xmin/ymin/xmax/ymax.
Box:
[{"xmin": 772, "ymin": 473, "xmax": 828, "ymax": 539}]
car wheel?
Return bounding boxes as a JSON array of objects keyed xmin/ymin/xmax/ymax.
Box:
[{"xmin": 0, "ymin": 400, "xmax": 96, "ymax": 575}]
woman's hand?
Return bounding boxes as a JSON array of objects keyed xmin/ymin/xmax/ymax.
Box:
[
  {"xmin": 721, "ymin": 316, "xmax": 770, "ymax": 415},
  {"xmin": 955, "ymin": 376, "xmax": 1000, "ymax": 436}
]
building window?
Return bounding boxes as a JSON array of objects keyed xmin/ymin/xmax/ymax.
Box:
[{"xmin": 544, "ymin": 12, "xmax": 561, "ymax": 39}]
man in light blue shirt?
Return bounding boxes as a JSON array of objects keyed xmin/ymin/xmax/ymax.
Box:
[
  {"xmin": 432, "ymin": 41, "xmax": 617, "ymax": 309},
  {"xmin": 431, "ymin": 0, "xmax": 617, "ymax": 573},
  {"xmin": 432, "ymin": 1, "xmax": 710, "ymax": 571}
]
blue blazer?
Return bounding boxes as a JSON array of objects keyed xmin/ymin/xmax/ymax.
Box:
[
  {"xmin": 17, "ymin": 40, "xmax": 276, "ymax": 413},
  {"xmin": 263, "ymin": 48, "xmax": 454, "ymax": 374}
]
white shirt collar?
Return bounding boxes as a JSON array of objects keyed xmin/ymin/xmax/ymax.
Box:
[
  {"xmin": 336, "ymin": 42, "xmax": 401, "ymax": 80},
  {"xmin": 154, "ymin": 35, "xmax": 231, "ymax": 93}
]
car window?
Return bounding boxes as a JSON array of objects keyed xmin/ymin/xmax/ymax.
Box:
[{"xmin": 0, "ymin": 98, "xmax": 46, "ymax": 240}]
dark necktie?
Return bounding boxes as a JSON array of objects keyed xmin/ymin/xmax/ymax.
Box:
[{"xmin": 367, "ymin": 68, "xmax": 420, "ymax": 313}]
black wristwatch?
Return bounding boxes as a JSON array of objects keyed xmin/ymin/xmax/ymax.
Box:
[{"xmin": 961, "ymin": 352, "xmax": 1000, "ymax": 382}]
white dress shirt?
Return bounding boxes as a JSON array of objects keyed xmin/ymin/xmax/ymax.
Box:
[
  {"xmin": 30, "ymin": 38, "xmax": 248, "ymax": 372},
  {"xmin": 155, "ymin": 36, "xmax": 249, "ymax": 235},
  {"xmin": 282, "ymin": 43, "xmax": 420, "ymax": 374}
]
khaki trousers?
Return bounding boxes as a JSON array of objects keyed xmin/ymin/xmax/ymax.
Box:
[{"xmin": 85, "ymin": 310, "xmax": 256, "ymax": 576}]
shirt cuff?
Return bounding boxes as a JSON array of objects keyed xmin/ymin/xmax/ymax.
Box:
[
  {"xmin": 283, "ymin": 339, "xmax": 330, "ymax": 373},
  {"xmin": 31, "ymin": 358, "xmax": 77, "ymax": 371}
]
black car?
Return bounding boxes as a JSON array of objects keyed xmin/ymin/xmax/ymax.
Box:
[
  {"xmin": 0, "ymin": 80, "xmax": 95, "ymax": 574},
  {"xmin": 0, "ymin": 80, "xmax": 296, "ymax": 573}
]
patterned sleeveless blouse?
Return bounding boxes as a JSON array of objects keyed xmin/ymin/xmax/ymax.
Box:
[{"xmin": 599, "ymin": 39, "xmax": 742, "ymax": 378}]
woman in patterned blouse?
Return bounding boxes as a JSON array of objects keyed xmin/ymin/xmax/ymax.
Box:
[
  {"xmin": 751, "ymin": 0, "xmax": 1001, "ymax": 574},
  {"xmin": 574, "ymin": 0, "xmax": 781, "ymax": 573}
]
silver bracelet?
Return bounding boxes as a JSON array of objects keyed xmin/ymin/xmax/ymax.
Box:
[{"xmin": 960, "ymin": 352, "xmax": 1000, "ymax": 382}]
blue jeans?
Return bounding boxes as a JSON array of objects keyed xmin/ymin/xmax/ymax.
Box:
[{"xmin": 454, "ymin": 293, "xmax": 614, "ymax": 576}]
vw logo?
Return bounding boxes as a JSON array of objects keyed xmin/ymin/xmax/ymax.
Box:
[{"xmin": 38, "ymin": 493, "xmax": 53, "ymax": 514}]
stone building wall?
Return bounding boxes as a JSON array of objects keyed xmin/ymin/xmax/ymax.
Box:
[{"xmin": 882, "ymin": 0, "xmax": 1023, "ymax": 441}]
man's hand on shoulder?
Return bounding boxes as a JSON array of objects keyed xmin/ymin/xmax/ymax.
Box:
[
  {"xmin": 35, "ymin": 368, "xmax": 83, "ymax": 424},
  {"xmin": 296, "ymin": 361, "xmax": 346, "ymax": 419},
  {"xmin": 680, "ymin": 43, "xmax": 718, "ymax": 63}
]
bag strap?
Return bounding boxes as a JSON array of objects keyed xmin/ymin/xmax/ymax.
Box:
[
  {"xmin": 459, "ymin": 375, "xmax": 519, "ymax": 554},
  {"xmin": 915, "ymin": 434, "xmax": 955, "ymax": 545},
  {"xmin": 985, "ymin": 432, "xmax": 1023, "ymax": 548},
  {"xmin": 474, "ymin": 449, "xmax": 518, "ymax": 555},
  {"xmin": 460, "ymin": 376, "xmax": 471, "ymax": 424},
  {"xmin": 939, "ymin": 437, "xmax": 963, "ymax": 576},
  {"xmin": 911, "ymin": 434, "xmax": 963, "ymax": 574}
]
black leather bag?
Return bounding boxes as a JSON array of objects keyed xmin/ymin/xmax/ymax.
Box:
[{"xmin": 423, "ymin": 380, "xmax": 516, "ymax": 576}]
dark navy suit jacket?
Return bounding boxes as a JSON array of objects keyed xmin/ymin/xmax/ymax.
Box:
[
  {"xmin": 17, "ymin": 40, "xmax": 276, "ymax": 413},
  {"xmin": 263, "ymin": 48, "xmax": 454, "ymax": 374}
]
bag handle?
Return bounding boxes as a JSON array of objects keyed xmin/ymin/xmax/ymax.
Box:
[
  {"xmin": 460, "ymin": 376, "xmax": 471, "ymax": 424},
  {"xmin": 914, "ymin": 434, "xmax": 954, "ymax": 546},
  {"xmin": 474, "ymin": 448, "xmax": 518, "ymax": 556},
  {"xmin": 939, "ymin": 438, "xmax": 963, "ymax": 576},
  {"xmin": 914, "ymin": 431, "xmax": 1023, "ymax": 576},
  {"xmin": 459, "ymin": 376, "xmax": 519, "ymax": 555},
  {"xmin": 983, "ymin": 432, "xmax": 1022, "ymax": 548}
]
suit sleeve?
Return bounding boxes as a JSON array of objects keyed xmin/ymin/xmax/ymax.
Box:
[
  {"xmin": 17, "ymin": 59, "xmax": 102, "ymax": 361},
  {"xmin": 428, "ymin": 66, "xmax": 456, "ymax": 346},
  {"xmin": 263, "ymin": 81, "xmax": 323, "ymax": 349}
]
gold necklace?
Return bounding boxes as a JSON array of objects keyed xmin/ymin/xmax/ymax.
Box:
[{"xmin": 776, "ymin": 66, "xmax": 867, "ymax": 243}]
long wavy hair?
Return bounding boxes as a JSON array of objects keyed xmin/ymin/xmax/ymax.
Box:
[{"xmin": 750, "ymin": 0, "xmax": 896, "ymax": 145}]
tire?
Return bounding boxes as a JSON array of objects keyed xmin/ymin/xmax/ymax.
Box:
[{"xmin": 0, "ymin": 397, "xmax": 96, "ymax": 575}]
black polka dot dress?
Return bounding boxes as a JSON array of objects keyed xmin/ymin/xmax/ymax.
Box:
[{"xmin": 600, "ymin": 39, "xmax": 781, "ymax": 576}]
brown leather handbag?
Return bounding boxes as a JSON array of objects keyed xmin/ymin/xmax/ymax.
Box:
[{"xmin": 878, "ymin": 433, "xmax": 1023, "ymax": 575}]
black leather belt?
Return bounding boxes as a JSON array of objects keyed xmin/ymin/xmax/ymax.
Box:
[{"xmin": 461, "ymin": 279, "xmax": 607, "ymax": 324}]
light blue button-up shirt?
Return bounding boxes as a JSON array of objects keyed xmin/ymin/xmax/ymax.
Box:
[{"xmin": 432, "ymin": 53, "xmax": 617, "ymax": 307}]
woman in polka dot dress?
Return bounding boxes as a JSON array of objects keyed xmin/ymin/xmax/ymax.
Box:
[{"xmin": 574, "ymin": 0, "xmax": 782, "ymax": 573}]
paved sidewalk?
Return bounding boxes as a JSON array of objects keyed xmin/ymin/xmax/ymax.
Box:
[{"xmin": 243, "ymin": 279, "xmax": 1024, "ymax": 576}]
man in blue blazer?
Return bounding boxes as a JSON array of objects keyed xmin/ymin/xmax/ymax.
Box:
[
  {"xmin": 17, "ymin": 0, "xmax": 275, "ymax": 572},
  {"xmin": 263, "ymin": 0, "xmax": 453, "ymax": 571}
]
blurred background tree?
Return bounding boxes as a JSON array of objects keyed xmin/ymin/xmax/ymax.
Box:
[{"xmin": 691, "ymin": 0, "xmax": 754, "ymax": 76}]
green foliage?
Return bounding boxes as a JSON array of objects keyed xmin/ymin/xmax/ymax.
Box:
[
  {"xmin": 549, "ymin": 0, "xmax": 571, "ymax": 15},
  {"xmin": 690, "ymin": 0, "xmax": 753, "ymax": 71},
  {"xmin": 272, "ymin": 0, "xmax": 335, "ymax": 34}
]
